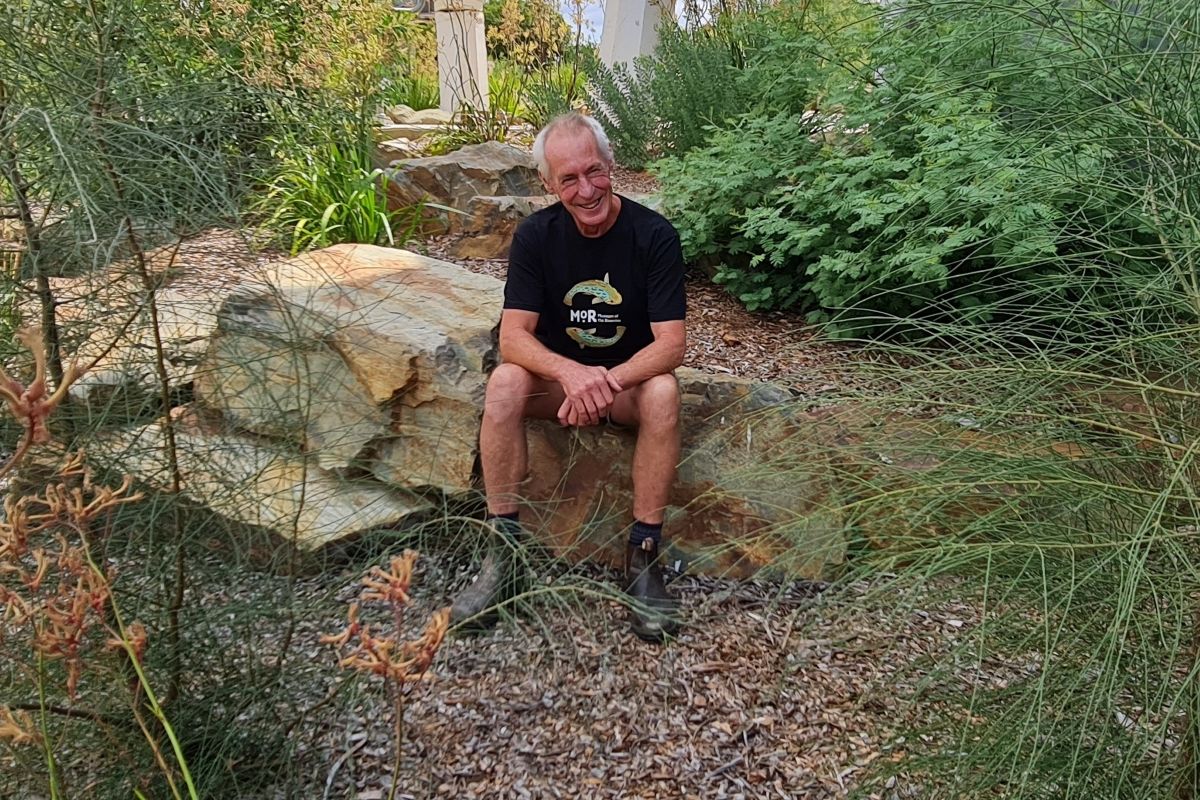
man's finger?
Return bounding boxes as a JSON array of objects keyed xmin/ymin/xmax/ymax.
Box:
[
  {"xmin": 582, "ymin": 395, "xmax": 599, "ymax": 426},
  {"xmin": 606, "ymin": 372, "xmax": 623, "ymax": 393},
  {"xmin": 558, "ymin": 397, "xmax": 572, "ymax": 426}
]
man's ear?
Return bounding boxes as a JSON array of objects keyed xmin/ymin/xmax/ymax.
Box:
[{"xmin": 541, "ymin": 174, "xmax": 555, "ymax": 195}]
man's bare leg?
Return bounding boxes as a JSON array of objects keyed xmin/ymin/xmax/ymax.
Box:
[
  {"xmin": 610, "ymin": 372, "xmax": 681, "ymax": 522},
  {"xmin": 611, "ymin": 372, "xmax": 682, "ymax": 641},
  {"xmin": 454, "ymin": 363, "xmax": 562, "ymax": 629},
  {"xmin": 479, "ymin": 363, "xmax": 564, "ymax": 516}
]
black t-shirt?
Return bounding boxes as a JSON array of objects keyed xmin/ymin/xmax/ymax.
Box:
[{"xmin": 503, "ymin": 195, "xmax": 686, "ymax": 368}]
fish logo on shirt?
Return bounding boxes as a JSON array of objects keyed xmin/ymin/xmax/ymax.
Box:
[
  {"xmin": 564, "ymin": 274, "xmax": 623, "ymax": 306},
  {"xmin": 567, "ymin": 326, "xmax": 626, "ymax": 349}
]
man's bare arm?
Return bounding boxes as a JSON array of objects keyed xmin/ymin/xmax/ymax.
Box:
[
  {"xmin": 606, "ymin": 320, "xmax": 686, "ymax": 393},
  {"xmin": 498, "ymin": 309, "xmax": 615, "ymax": 425}
]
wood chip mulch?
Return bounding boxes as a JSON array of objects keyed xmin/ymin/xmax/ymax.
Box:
[{"xmin": 205, "ymin": 551, "xmax": 968, "ymax": 800}]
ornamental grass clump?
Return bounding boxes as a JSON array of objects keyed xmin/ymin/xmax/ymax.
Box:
[{"xmin": 323, "ymin": 550, "xmax": 450, "ymax": 800}]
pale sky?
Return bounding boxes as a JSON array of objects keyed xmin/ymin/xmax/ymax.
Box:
[{"xmin": 558, "ymin": 0, "xmax": 605, "ymax": 43}]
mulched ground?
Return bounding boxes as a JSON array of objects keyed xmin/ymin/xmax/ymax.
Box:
[{"xmin": 205, "ymin": 549, "xmax": 969, "ymax": 800}]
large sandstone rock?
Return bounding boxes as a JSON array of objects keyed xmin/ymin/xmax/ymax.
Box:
[
  {"xmin": 384, "ymin": 141, "xmax": 544, "ymax": 234},
  {"xmin": 519, "ymin": 369, "xmax": 845, "ymax": 579},
  {"xmin": 67, "ymin": 287, "xmax": 218, "ymax": 422},
  {"xmin": 446, "ymin": 194, "xmax": 557, "ymax": 259},
  {"xmin": 193, "ymin": 244, "xmax": 501, "ymax": 489}
]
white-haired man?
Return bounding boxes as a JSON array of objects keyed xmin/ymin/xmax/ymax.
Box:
[{"xmin": 451, "ymin": 112, "xmax": 686, "ymax": 642}]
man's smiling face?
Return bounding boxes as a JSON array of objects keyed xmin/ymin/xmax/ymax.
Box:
[{"xmin": 543, "ymin": 127, "xmax": 618, "ymax": 237}]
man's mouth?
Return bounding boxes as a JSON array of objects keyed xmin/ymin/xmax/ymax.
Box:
[{"xmin": 575, "ymin": 196, "xmax": 604, "ymax": 212}]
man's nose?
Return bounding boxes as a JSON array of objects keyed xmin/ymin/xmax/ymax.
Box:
[{"xmin": 576, "ymin": 175, "xmax": 599, "ymax": 198}]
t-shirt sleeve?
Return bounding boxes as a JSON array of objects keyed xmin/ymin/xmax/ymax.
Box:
[
  {"xmin": 503, "ymin": 223, "xmax": 544, "ymax": 313},
  {"xmin": 646, "ymin": 221, "xmax": 687, "ymax": 322}
]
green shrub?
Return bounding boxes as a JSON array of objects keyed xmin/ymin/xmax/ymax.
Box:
[
  {"xmin": 585, "ymin": 59, "xmax": 658, "ymax": 169},
  {"xmin": 485, "ymin": 0, "xmax": 570, "ymax": 68},
  {"xmin": 385, "ymin": 73, "xmax": 441, "ymax": 111},
  {"xmin": 643, "ymin": 24, "xmax": 752, "ymax": 155},
  {"xmin": 587, "ymin": 0, "xmax": 872, "ymax": 168},
  {"xmin": 657, "ymin": 0, "xmax": 1191, "ymax": 337},
  {"xmin": 257, "ymin": 131, "xmax": 420, "ymax": 254},
  {"xmin": 585, "ymin": 26, "xmax": 747, "ymax": 168},
  {"xmin": 489, "ymin": 59, "xmax": 530, "ymax": 122},
  {"xmin": 522, "ymin": 56, "xmax": 592, "ymax": 128}
]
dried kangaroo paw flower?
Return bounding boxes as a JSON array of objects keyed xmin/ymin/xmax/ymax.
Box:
[
  {"xmin": 0, "ymin": 707, "xmax": 36, "ymax": 746},
  {"xmin": 361, "ymin": 549, "xmax": 419, "ymax": 606},
  {"xmin": 0, "ymin": 328, "xmax": 82, "ymax": 446},
  {"xmin": 106, "ymin": 621, "xmax": 149, "ymax": 663}
]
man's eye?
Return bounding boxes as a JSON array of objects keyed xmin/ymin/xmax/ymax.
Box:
[{"xmin": 561, "ymin": 177, "xmax": 577, "ymax": 186}]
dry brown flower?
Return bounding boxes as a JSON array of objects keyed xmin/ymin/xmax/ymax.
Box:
[
  {"xmin": 1, "ymin": 450, "xmax": 143, "ymax": 699},
  {"xmin": 321, "ymin": 550, "xmax": 451, "ymax": 800},
  {"xmin": 323, "ymin": 550, "xmax": 450, "ymax": 684},
  {"xmin": 360, "ymin": 551, "xmax": 418, "ymax": 607},
  {"xmin": 0, "ymin": 328, "xmax": 80, "ymax": 451},
  {"xmin": 107, "ymin": 621, "xmax": 148, "ymax": 664},
  {"xmin": 0, "ymin": 707, "xmax": 35, "ymax": 746}
]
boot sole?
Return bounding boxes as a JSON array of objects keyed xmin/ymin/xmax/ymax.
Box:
[{"xmin": 629, "ymin": 612, "xmax": 680, "ymax": 643}]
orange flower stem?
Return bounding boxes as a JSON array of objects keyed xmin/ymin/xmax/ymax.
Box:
[{"xmin": 0, "ymin": 424, "xmax": 35, "ymax": 484}]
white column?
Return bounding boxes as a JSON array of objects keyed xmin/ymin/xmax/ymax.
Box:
[
  {"xmin": 598, "ymin": 0, "xmax": 668, "ymax": 69},
  {"xmin": 434, "ymin": 0, "xmax": 489, "ymax": 114}
]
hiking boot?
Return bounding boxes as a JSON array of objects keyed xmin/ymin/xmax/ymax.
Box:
[
  {"xmin": 450, "ymin": 521, "xmax": 525, "ymax": 630},
  {"xmin": 624, "ymin": 539, "xmax": 680, "ymax": 642}
]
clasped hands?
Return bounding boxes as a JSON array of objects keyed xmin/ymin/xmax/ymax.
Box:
[{"xmin": 556, "ymin": 364, "xmax": 623, "ymax": 427}]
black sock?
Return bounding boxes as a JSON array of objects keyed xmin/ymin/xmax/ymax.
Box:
[
  {"xmin": 488, "ymin": 511, "xmax": 522, "ymax": 538},
  {"xmin": 628, "ymin": 520, "xmax": 663, "ymax": 549}
]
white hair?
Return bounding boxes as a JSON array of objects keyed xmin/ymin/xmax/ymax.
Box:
[{"xmin": 531, "ymin": 113, "xmax": 614, "ymax": 180}]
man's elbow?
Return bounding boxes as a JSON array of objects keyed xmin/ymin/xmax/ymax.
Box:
[
  {"xmin": 667, "ymin": 338, "xmax": 686, "ymax": 370},
  {"xmin": 497, "ymin": 326, "xmax": 527, "ymax": 364}
]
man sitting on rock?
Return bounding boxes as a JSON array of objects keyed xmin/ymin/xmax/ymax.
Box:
[{"xmin": 451, "ymin": 112, "xmax": 687, "ymax": 642}]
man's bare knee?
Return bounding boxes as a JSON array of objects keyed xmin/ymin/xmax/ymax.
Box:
[
  {"xmin": 484, "ymin": 363, "xmax": 536, "ymax": 421},
  {"xmin": 636, "ymin": 373, "xmax": 680, "ymax": 428}
]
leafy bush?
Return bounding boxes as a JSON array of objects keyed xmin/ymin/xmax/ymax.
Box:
[
  {"xmin": 586, "ymin": 26, "xmax": 747, "ymax": 169},
  {"xmin": 657, "ymin": 0, "xmax": 1189, "ymax": 336},
  {"xmin": 586, "ymin": 59, "xmax": 658, "ymax": 169},
  {"xmin": 522, "ymin": 56, "xmax": 592, "ymax": 128},
  {"xmin": 485, "ymin": 0, "xmax": 570, "ymax": 69}
]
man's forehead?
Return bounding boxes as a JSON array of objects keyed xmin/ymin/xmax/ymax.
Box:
[{"xmin": 544, "ymin": 128, "xmax": 604, "ymax": 167}]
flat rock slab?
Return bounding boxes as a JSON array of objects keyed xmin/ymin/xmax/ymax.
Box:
[{"xmin": 94, "ymin": 411, "xmax": 432, "ymax": 551}]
